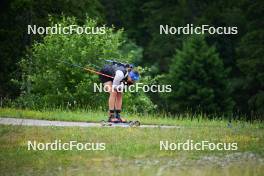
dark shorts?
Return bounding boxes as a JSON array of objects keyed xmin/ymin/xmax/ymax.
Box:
[{"xmin": 99, "ymin": 65, "xmax": 114, "ymax": 83}]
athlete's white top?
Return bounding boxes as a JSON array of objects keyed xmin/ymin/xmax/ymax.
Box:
[{"xmin": 112, "ymin": 70, "xmax": 125, "ymax": 91}]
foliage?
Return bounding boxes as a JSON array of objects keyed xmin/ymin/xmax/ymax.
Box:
[
  {"xmin": 1, "ymin": 0, "xmax": 263, "ymax": 118},
  {"xmin": 0, "ymin": 0, "xmax": 104, "ymax": 98},
  {"xmin": 235, "ymin": 0, "xmax": 264, "ymax": 118},
  {"xmin": 18, "ymin": 17, "xmax": 153, "ymax": 112},
  {"xmin": 165, "ymin": 35, "xmax": 234, "ymax": 115}
]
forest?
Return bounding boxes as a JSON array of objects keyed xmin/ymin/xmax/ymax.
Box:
[{"xmin": 0, "ymin": 0, "xmax": 263, "ymax": 120}]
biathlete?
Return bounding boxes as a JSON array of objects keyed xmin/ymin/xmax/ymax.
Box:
[{"xmin": 99, "ymin": 62, "xmax": 139, "ymax": 123}]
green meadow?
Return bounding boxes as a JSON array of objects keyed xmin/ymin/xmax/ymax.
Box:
[{"xmin": 0, "ymin": 108, "xmax": 263, "ymax": 175}]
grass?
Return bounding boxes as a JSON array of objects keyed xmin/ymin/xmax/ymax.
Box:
[
  {"xmin": 0, "ymin": 107, "xmax": 263, "ymax": 128},
  {"xmin": 0, "ymin": 125, "xmax": 263, "ymax": 175},
  {"xmin": 0, "ymin": 108, "xmax": 263, "ymax": 175}
]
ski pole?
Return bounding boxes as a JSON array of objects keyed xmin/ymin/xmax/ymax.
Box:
[
  {"xmin": 56, "ymin": 59, "xmax": 114, "ymax": 78},
  {"xmin": 83, "ymin": 67, "xmax": 114, "ymax": 78}
]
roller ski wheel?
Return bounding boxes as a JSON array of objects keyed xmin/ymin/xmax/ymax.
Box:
[
  {"xmin": 100, "ymin": 120, "xmax": 112, "ymax": 126},
  {"xmin": 128, "ymin": 120, "xmax": 140, "ymax": 127}
]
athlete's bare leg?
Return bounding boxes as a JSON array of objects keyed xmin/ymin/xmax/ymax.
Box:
[
  {"xmin": 115, "ymin": 92, "xmax": 123, "ymax": 110},
  {"xmin": 104, "ymin": 81, "xmax": 119, "ymax": 122},
  {"xmin": 115, "ymin": 92, "xmax": 126, "ymax": 122}
]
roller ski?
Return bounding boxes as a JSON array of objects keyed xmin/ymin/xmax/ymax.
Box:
[
  {"xmin": 100, "ymin": 115, "xmax": 140, "ymax": 127},
  {"xmin": 100, "ymin": 120, "xmax": 140, "ymax": 127}
]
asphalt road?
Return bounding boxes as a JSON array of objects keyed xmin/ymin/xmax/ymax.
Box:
[{"xmin": 0, "ymin": 117, "xmax": 181, "ymax": 128}]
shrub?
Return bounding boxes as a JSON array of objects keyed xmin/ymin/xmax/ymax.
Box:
[{"xmin": 18, "ymin": 16, "xmax": 154, "ymax": 112}]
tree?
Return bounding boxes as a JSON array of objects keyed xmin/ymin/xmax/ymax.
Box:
[
  {"xmin": 165, "ymin": 35, "xmax": 234, "ymax": 115},
  {"xmin": 0, "ymin": 0, "xmax": 104, "ymax": 99},
  {"xmin": 235, "ymin": 0, "xmax": 264, "ymax": 117}
]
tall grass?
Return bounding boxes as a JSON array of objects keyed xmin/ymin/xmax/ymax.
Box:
[{"xmin": 0, "ymin": 107, "xmax": 263, "ymax": 129}]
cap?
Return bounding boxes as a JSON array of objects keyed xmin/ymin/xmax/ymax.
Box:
[{"xmin": 128, "ymin": 70, "xmax": 140, "ymax": 81}]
